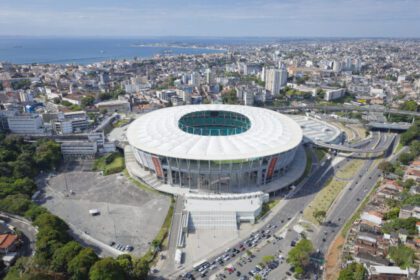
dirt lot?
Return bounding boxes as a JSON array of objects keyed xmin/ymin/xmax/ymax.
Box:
[{"xmin": 325, "ymin": 234, "xmax": 346, "ymax": 280}]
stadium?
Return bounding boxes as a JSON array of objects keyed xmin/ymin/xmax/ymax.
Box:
[{"xmin": 126, "ymin": 104, "xmax": 303, "ymax": 193}]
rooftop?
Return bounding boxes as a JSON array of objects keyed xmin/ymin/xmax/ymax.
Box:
[{"xmin": 127, "ymin": 105, "xmax": 303, "ymax": 161}]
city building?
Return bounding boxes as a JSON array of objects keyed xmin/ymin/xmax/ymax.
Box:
[
  {"xmin": 265, "ymin": 67, "xmax": 287, "ymax": 95},
  {"xmin": 95, "ymin": 100, "xmax": 131, "ymax": 113},
  {"xmin": 324, "ymin": 88, "xmax": 345, "ymax": 101},
  {"xmin": 60, "ymin": 141, "xmax": 98, "ymax": 159},
  {"xmin": 7, "ymin": 114, "xmax": 45, "ymax": 134},
  {"xmin": 127, "ymin": 104, "xmax": 302, "ymax": 193}
]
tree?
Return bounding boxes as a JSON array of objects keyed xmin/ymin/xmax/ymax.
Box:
[
  {"xmin": 378, "ymin": 161, "xmax": 394, "ymax": 175},
  {"xmin": 338, "ymin": 263, "xmax": 367, "ymax": 280},
  {"xmin": 402, "ymin": 179, "xmax": 416, "ymax": 190},
  {"xmin": 262, "ymin": 255, "xmax": 275, "ymax": 264},
  {"xmin": 11, "ymin": 79, "xmax": 31, "ymax": 90},
  {"xmin": 389, "ymin": 245, "xmax": 415, "ymax": 268},
  {"xmin": 81, "ymin": 96, "xmax": 95, "ymax": 108},
  {"xmin": 34, "ymin": 140, "xmax": 61, "ymax": 171},
  {"xmin": 400, "ymin": 100, "xmax": 418, "ymax": 112},
  {"xmin": 132, "ymin": 258, "xmax": 149, "ymax": 280},
  {"xmin": 116, "ymin": 254, "xmax": 133, "ymax": 278},
  {"xmin": 399, "ymin": 152, "xmax": 414, "ymax": 165},
  {"xmin": 222, "ymin": 89, "xmax": 238, "ymax": 104},
  {"xmin": 89, "ymin": 258, "xmax": 125, "ymax": 280},
  {"xmin": 51, "ymin": 241, "xmax": 83, "ymax": 273},
  {"xmin": 287, "ymin": 239, "xmax": 314, "ymax": 277},
  {"xmin": 68, "ymin": 248, "xmax": 98, "ymax": 280},
  {"xmin": 409, "ymin": 140, "xmax": 420, "ymax": 156},
  {"xmin": 99, "ymin": 92, "xmax": 113, "ymax": 101},
  {"xmin": 313, "ymin": 210, "xmax": 327, "ymax": 223},
  {"xmin": 382, "ymin": 217, "xmax": 419, "ymax": 236},
  {"xmin": 383, "ymin": 207, "xmax": 400, "ymax": 220}
]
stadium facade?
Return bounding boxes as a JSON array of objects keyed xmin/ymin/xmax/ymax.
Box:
[{"xmin": 126, "ymin": 105, "xmax": 303, "ymax": 193}]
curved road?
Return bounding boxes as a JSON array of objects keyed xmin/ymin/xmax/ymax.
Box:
[{"xmin": 0, "ymin": 212, "xmax": 38, "ymax": 257}]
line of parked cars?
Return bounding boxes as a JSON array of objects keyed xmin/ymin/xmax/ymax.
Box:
[
  {"xmin": 109, "ymin": 241, "xmax": 134, "ymax": 252},
  {"xmin": 182, "ymin": 224, "xmax": 280, "ymax": 280}
]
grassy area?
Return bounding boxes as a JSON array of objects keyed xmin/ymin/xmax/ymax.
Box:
[
  {"xmin": 142, "ymin": 197, "xmax": 175, "ymax": 264},
  {"xmin": 113, "ymin": 118, "xmax": 131, "ymax": 128},
  {"xmin": 294, "ymin": 148, "xmax": 313, "ymax": 186},
  {"xmin": 314, "ymin": 148, "xmax": 327, "ymax": 161},
  {"xmin": 257, "ymin": 199, "xmax": 280, "ymax": 221},
  {"xmin": 303, "ymin": 178, "xmax": 348, "ymax": 225},
  {"xmin": 335, "ymin": 159, "xmax": 363, "ymax": 180},
  {"xmin": 304, "ymin": 158, "xmax": 365, "ymax": 224},
  {"xmin": 93, "ymin": 152, "xmax": 125, "ymax": 175},
  {"xmin": 396, "ymin": 142, "xmax": 404, "ymax": 153}
]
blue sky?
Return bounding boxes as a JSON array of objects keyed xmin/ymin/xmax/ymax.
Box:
[{"xmin": 0, "ymin": 0, "xmax": 419, "ymax": 37}]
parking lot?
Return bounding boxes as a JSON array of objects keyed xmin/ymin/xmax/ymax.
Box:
[{"xmin": 39, "ymin": 160, "xmax": 171, "ymax": 257}]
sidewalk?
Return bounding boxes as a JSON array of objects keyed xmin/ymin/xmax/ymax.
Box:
[{"xmin": 165, "ymin": 149, "xmax": 318, "ymax": 279}]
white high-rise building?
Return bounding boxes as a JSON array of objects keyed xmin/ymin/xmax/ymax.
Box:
[
  {"xmin": 190, "ymin": 72, "xmax": 200, "ymax": 86},
  {"xmin": 260, "ymin": 67, "xmax": 266, "ymax": 82},
  {"xmin": 243, "ymin": 91, "xmax": 254, "ymax": 106},
  {"xmin": 279, "ymin": 66, "xmax": 288, "ymax": 87},
  {"xmin": 205, "ymin": 68, "xmax": 214, "ymax": 84},
  {"xmin": 265, "ymin": 69, "xmax": 281, "ymax": 95},
  {"xmin": 332, "ymin": 60, "xmax": 342, "ymax": 72}
]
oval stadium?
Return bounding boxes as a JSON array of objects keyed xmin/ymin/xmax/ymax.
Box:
[{"xmin": 126, "ymin": 104, "xmax": 303, "ymax": 193}]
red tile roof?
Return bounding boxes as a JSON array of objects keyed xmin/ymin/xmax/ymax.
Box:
[{"xmin": 0, "ymin": 234, "xmax": 18, "ymax": 249}]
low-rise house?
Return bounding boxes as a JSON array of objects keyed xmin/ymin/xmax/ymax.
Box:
[
  {"xmin": 404, "ymin": 168, "xmax": 420, "ymax": 182},
  {"xmin": 367, "ymin": 265, "xmax": 409, "ymax": 280},
  {"xmin": 354, "ymin": 252, "xmax": 389, "ymax": 266},
  {"xmin": 0, "ymin": 234, "xmax": 18, "ymax": 253},
  {"xmin": 361, "ymin": 211, "xmax": 383, "ymax": 226},
  {"xmin": 398, "ymin": 229, "xmax": 408, "ymax": 244},
  {"xmin": 399, "ymin": 205, "xmax": 420, "ymax": 219}
]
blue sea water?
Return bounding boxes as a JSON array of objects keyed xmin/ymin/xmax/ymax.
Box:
[{"xmin": 0, "ymin": 37, "xmax": 226, "ymax": 65}]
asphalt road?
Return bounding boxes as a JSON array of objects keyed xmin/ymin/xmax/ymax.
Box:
[
  {"xmin": 0, "ymin": 212, "xmax": 38, "ymax": 257},
  {"xmin": 182, "ymin": 147, "xmax": 335, "ymax": 280},
  {"xmin": 187, "ymin": 132, "xmax": 396, "ymax": 280}
]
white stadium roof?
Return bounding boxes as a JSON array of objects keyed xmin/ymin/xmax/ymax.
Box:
[{"xmin": 127, "ymin": 104, "xmax": 302, "ymax": 161}]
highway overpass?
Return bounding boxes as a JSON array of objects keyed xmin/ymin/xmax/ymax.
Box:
[{"xmin": 271, "ymin": 105, "xmax": 420, "ymax": 117}]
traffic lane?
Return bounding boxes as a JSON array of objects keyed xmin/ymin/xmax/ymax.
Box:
[
  {"xmin": 214, "ymin": 163, "xmax": 336, "ymax": 279},
  {"xmin": 0, "ymin": 215, "xmax": 37, "ymax": 256},
  {"xmin": 315, "ymin": 165, "xmax": 381, "ymax": 251},
  {"xmin": 205, "ymin": 162, "xmax": 332, "ymax": 274}
]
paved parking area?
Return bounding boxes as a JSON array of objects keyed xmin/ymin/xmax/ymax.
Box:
[{"xmin": 40, "ymin": 160, "xmax": 171, "ymax": 257}]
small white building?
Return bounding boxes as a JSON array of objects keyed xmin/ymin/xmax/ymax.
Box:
[{"xmin": 324, "ymin": 88, "xmax": 345, "ymax": 101}]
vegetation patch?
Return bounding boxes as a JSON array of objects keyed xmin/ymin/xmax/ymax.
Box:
[
  {"xmin": 256, "ymin": 199, "xmax": 280, "ymax": 221},
  {"xmin": 335, "ymin": 159, "xmax": 363, "ymax": 180},
  {"xmin": 113, "ymin": 118, "xmax": 132, "ymax": 128},
  {"xmin": 93, "ymin": 152, "xmax": 125, "ymax": 175},
  {"xmin": 303, "ymin": 177, "xmax": 347, "ymax": 225},
  {"xmin": 314, "ymin": 148, "xmax": 327, "ymax": 161}
]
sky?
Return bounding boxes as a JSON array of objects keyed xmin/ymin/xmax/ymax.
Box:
[{"xmin": 0, "ymin": 0, "xmax": 419, "ymax": 38}]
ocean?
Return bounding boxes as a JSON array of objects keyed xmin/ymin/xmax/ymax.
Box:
[{"xmin": 0, "ymin": 37, "xmax": 226, "ymax": 65}]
